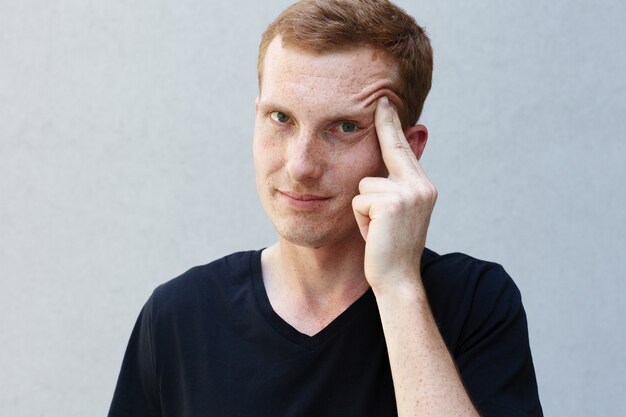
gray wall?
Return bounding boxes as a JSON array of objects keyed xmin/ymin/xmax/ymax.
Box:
[{"xmin": 1, "ymin": 1, "xmax": 624, "ymax": 415}]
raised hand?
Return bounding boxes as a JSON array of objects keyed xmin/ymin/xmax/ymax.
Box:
[{"xmin": 352, "ymin": 97, "xmax": 437, "ymax": 292}]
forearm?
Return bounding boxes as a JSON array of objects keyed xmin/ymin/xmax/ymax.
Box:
[{"xmin": 374, "ymin": 279, "xmax": 480, "ymax": 417}]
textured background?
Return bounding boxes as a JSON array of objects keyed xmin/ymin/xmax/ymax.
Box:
[{"xmin": 1, "ymin": 0, "xmax": 624, "ymax": 415}]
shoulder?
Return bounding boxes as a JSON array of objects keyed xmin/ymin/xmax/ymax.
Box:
[
  {"xmin": 423, "ymin": 250, "xmax": 543, "ymax": 414},
  {"xmin": 421, "ymin": 247, "xmax": 520, "ymax": 303},
  {"xmin": 148, "ymin": 250, "xmax": 261, "ymax": 316},
  {"xmin": 421, "ymin": 248, "xmax": 524, "ymax": 351}
]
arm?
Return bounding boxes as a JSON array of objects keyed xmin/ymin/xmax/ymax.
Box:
[
  {"xmin": 108, "ymin": 295, "xmax": 162, "ymax": 417},
  {"xmin": 352, "ymin": 97, "xmax": 479, "ymax": 417},
  {"xmin": 374, "ymin": 277, "xmax": 479, "ymax": 417}
]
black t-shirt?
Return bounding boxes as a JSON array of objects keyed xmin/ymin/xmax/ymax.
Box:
[{"xmin": 108, "ymin": 249, "xmax": 543, "ymax": 417}]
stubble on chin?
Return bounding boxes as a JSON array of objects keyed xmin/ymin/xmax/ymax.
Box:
[
  {"xmin": 271, "ymin": 205, "xmax": 361, "ymax": 249},
  {"xmin": 260, "ymin": 175, "xmax": 364, "ymax": 248}
]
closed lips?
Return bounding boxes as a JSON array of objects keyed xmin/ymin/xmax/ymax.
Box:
[{"xmin": 279, "ymin": 191, "xmax": 331, "ymax": 201}]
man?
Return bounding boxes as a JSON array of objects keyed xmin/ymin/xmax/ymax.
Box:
[{"xmin": 109, "ymin": 1, "xmax": 543, "ymax": 416}]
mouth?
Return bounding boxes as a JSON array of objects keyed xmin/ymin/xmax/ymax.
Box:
[
  {"xmin": 277, "ymin": 190, "xmax": 332, "ymax": 209},
  {"xmin": 279, "ymin": 191, "xmax": 330, "ymax": 201}
]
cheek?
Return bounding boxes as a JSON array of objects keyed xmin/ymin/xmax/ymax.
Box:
[
  {"xmin": 254, "ymin": 119, "xmax": 291, "ymax": 149},
  {"xmin": 343, "ymin": 136, "xmax": 385, "ymax": 178},
  {"xmin": 253, "ymin": 125, "xmax": 282, "ymax": 169},
  {"xmin": 331, "ymin": 142, "xmax": 385, "ymax": 195}
]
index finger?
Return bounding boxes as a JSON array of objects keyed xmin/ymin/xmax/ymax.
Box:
[{"xmin": 374, "ymin": 96, "xmax": 423, "ymax": 179}]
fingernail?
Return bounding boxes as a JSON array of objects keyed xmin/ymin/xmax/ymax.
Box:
[{"xmin": 380, "ymin": 96, "xmax": 398, "ymax": 113}]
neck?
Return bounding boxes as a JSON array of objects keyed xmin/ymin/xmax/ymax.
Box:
[
  {"xmin": 260, "ymin": 232, "xmax": 370, "ymax": 335},
  {"xmin": 271, "ymin": 234, "xmax": 369, "ymax": 295}
]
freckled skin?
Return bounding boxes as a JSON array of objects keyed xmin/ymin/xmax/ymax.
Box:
[
  {"xmin": 253, "ymin": 36, "xmax": 403, "ymax": 248},
  {"xmin": 253, "ymin": 36, "xmax": 481, "ymax": 417}
]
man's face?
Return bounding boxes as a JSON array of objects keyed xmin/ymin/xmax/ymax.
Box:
[{"xmin": 253, "ymin": 37, "xmax": 404, "ymax": 248}]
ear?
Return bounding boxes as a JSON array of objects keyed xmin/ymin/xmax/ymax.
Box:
[{"xmin": 404, "ymin": 124, "xmax": 428, "ymax": 160}]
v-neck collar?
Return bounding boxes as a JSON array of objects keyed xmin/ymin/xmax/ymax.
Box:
[{"xmin": 249, "ymin": 249, "xmax": 375, "ymax": 350}]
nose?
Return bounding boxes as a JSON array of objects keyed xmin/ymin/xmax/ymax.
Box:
[{"xmin": 285, "ymin": 129, "xmax": 324, "ymax": 183}]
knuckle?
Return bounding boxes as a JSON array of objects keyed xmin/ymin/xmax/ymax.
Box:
[
  {"xmin": 386, "ymin": 194, "xmax": 405, "ymax": 214},
  {"xmin": 406, "ymin": 182, "xmax": 437, "ymax": 205},
  {"xmin": 426, "ymin": 183, "xmax": 438, "ymax": 198},
  {"xmin": 392, "ymin": 139, "xmax": 409, "ymax": 152}
]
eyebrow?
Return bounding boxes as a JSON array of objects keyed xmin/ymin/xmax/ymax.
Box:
[
  {"xmin": 332, "ymin": 110, "xmax": 373, "ymax": 123},
  {"xmin": 258, "ymin": 100, "xmax": 374, "ymax": 123},
  {"xmin": 257, "ymin": 100, "xmax": 289, "ymax": 112},
  {"xmin": 355, "ymin": 80, "xmax": 403, "ymax": 109}
]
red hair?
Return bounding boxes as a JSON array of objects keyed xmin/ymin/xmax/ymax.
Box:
[{"xmin": 258, "ymin": 0, "xmax": 433, "ymax": 127}]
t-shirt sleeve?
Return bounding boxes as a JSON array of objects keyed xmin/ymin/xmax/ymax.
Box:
[
  {"xmin": 454, "ymin": 264, "xmax": 543, "ymax": 417},
  {"xmin": 108, "ymin": 294, "xmax": 162, "ymax": 417}
]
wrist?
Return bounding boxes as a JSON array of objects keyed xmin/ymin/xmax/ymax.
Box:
[{"xmin": 370, "ymin": 274, "xmax": 428, "ymax": 307}]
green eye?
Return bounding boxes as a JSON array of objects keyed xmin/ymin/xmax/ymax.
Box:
[
  {"xmin": 336, "ymin": 122, "xmax": 357, "ymax": 133},
  {"xmin": 270, "ymin": 111, "xmax": 291, "ymax": 123}
]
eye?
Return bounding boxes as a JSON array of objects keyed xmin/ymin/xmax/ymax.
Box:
[
  {"xmin": 270, "ymin": 111, "xmax": 291, "ymax": 124},
  {"xmin": 333, "ymin": 122, "xmax": 358, "ymax": 133}
]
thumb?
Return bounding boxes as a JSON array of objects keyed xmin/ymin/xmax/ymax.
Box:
[{"xmin": 352, "ymin": 195, "xmax": 371, "ymax": 241}]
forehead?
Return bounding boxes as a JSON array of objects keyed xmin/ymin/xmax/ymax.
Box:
[{"xmin": 259, "ymin": 36, "xmax": 400, "ymax": 110}]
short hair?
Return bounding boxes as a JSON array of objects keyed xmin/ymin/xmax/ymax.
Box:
[{"xmin": 258, "ymin": 0, "xmax": 433, "ymax": 127}]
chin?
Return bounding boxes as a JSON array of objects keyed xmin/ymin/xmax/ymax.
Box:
[
  {"xmin": 273, "ymin": 218, "xmax": 360, "ymax": 249},
  {"xmin": 275, "ymin": 224, "xmax": 330, "ymax": 248}
]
